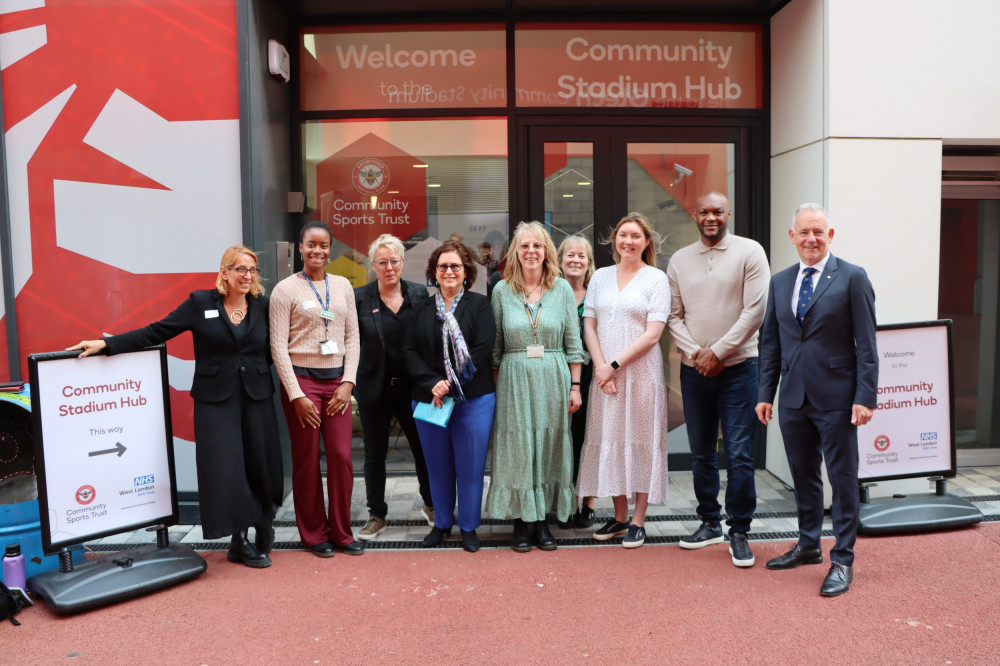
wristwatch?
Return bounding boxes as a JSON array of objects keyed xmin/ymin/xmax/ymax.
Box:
[{"xmin": 610, "ymin": 360, "xmax": 620, "ymax": 370}]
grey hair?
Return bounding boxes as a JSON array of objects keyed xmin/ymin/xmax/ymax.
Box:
[
  {"xmin": 368, "ymin": 233, "xmax": 406, "ymax": 263},
  {"xmin": 791, "ymin": 203, "xmax": 828, "ymax": 229}
]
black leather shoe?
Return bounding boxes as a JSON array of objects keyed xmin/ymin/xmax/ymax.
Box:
[
  {"xmin": 511, "ymin": 519, "xmax": 532, "ymax": 553},
  {"xmin": 533, "ymin": 521, "xmax": 558, "ymax": 551},
  {"xmin": 310, "ymin": 541, "xmax": 335, "ymax": 558},
  {"xmin": 227, "ymin": 531, "xmax": 272, "ymax": 568},
  {"xmin": 576, "ymin": 506, "xmax": 596, "ymax": 529},
  {"xmin": 421, "ymin": 526, "xmax": 452, "ymax": 547},
  {"xmin": 340, "ymin": 540, "xmax": 364, "ymax": 556},
  {"xmin": 765, "ymin": 544, "xmax": 823, "ymax": 570},
  {"xmin": 254, "ymin": 515, "xmax": 275, "ymax": 554},
  {"xmin": 557, "ymin": 514, "xmax": 576, "ymax": 529},
  {"xmin": 820, "ymin": 562, "xmax": 853, "ymax": 597},
  {"xmin": 461, "ymin": 530, "xmax": 480, "ymax": 553}
]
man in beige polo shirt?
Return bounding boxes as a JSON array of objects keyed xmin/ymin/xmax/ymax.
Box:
[{"xmin": 667, "ymin": 191, "xmax": 769, "ymax": 567}]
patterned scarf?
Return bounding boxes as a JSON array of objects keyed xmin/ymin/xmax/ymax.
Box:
[{"xmin": 435, "ymin": 288, "xmax": 476, "ymax": 402}]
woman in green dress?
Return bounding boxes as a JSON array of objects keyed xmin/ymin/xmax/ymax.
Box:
[{"xmin": 486, "ymin": 221, "xmax": 585, "ymax": 552}]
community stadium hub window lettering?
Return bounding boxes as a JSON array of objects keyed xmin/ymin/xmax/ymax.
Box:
[
  {"xmin": 515, "ymin": 23, "xmax": 762, "ymax": 109},
  {"xmin": 301, "ymin": 25, "xmax": 506, "ymax": 111}
]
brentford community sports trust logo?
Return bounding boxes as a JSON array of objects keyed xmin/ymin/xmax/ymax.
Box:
[
  {"xmin": 76, "ymin": 485, "xmax": 96, "ymax": 505},
  {"xmin": 353, "ymin": 158, "xmax": 390, "ymax": 196},
  {"xmin": 874, "ymin": 435, "xmax": 890, "ymax": 452}
]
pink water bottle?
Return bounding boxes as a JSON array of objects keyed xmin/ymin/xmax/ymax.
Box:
[{"xmin": 3, "ymin": 543, "xmax": 27, "ymax": 590}]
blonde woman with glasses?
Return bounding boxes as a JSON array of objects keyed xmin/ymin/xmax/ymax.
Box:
[
  {"xmin": 69, "ymin": 246, "xmax": 283, "ymax": 569},
  {"xmin": 486, "ymin": 222, "xmax": 585, "ymax": 552}
]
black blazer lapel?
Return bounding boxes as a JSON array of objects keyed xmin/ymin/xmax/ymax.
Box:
[
  {"xmin": 362, "ymin": 283, "xmax": 386, "ymax": 350},
  {"xmin": 210, "ymin": 291, "xmax": 239, "ymax": 344}
]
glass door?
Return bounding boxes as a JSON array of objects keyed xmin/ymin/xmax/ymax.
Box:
[{"xmin": 525, "ymin": 122, "xmax": 756, "ymax": 469}]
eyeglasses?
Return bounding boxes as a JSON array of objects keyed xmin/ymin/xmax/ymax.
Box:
[
  {"xmin": 436, "ymin": 263, "xmax": 463, "ymax": 274},
  {"xmin": 226, "ymin": 266, "xmax": 260, "ymax": 276},
  {"xmin": 374, "ymin": 259, "xmax": 402, "ymax": 269}
]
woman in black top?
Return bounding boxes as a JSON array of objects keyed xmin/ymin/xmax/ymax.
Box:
[
  {"xmin": 403, "ymin": 240, "xmax": 496, "ymax": 553},
  {"xmin": 354, "ymin": 234, "xmax": 434, "ymax": 541},
  {"xmin": 69, "ymin": 246, "xmax": 282, "ymax": 568}
]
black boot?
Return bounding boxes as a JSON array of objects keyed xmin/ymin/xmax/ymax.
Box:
[
  {"xmin": 533, "ymin": 521, "xmax": 558, "ymax": 551},
  {"xmin": 511, "ymin": 519, "xmax": 532, "ymax": 553},
  {"xmin": 228, "ymin": 530, "xmax": 272, "ymax": 568},
  {"xmin": 254, "ymin": 514, "xmax": 275, "ymax": 554},
  {"xmin": 421, "ymin": 525, "xmax": 452, "ymax": 547},
  {"xmin": 461, "ymin": 529, "xmax": 480, "ymax": 553}
]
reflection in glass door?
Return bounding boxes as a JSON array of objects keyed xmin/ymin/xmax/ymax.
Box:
[
  {"xmin": 624, "ymin": 142, "xmax": 735, "ymax": 267},
  {"xmin": 623, "ymin": 141, "xmax": 736, "ymax": 464},
  {"xmin": 527, "ymin": 123, "xmax": 752, "ymax": 469},
  {"xmin": 543, "ymin": 142, "xmax": 594, "ymax": 245}
]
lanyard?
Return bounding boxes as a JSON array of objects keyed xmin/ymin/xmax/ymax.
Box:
[
  {"xmin": 520, "ymin": 290, "xmax": 542, "ymax": 342},
  {"xmin": 300, "ymin": 271, "xmax": 331, "ymax": 337}
]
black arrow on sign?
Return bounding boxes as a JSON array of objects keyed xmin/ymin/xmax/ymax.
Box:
[{"xmin": 89, "ymin": 442, "xmax": 127, "ymax": 458}]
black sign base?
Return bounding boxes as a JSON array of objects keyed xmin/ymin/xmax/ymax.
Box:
[
  {"xmin": 28, "ymin": 543, "xmax": 206, "ymax": 614},
  {"xmin": 858, "ymin": 493, "xmax": 983, "ymax": 536}
]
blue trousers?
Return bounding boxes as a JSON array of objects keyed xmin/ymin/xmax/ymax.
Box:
[
  {"xmin": 412, "ymin": 393, "xmax": 495, "ymax": 532},
  {"xmin": 680, "ymin": 358, "xmax": 758, "ymax": 534}
]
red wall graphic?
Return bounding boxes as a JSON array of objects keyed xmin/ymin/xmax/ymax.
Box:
[{"xmin": 0, "ymin": 0, "xmax": 241, "ymax": 444}]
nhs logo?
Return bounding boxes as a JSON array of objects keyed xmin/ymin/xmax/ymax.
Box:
[
  {"xmin": 920, "ymin": 432, "xmax": 937, "ymax": 441},
  {"xmin": 134, "ymin": 474, "xmax": 155, "ymax": 486}
]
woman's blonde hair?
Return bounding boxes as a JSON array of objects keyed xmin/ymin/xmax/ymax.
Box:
[
  {"xmin": 603, "ymin": 212, "xmax": 659, "ymax": 267},
  {"xmin": 557, "ymin": 235, "xmax": 595, "ymax": 288},
  {"xmin": 502, "ymin": 221, "xmax": 560, "ymax": 293},
  {"xmin": 368, "ymin": 233, "xmax": 406, "ymax": 263},
  {"xmin": 216, "ymin": 246, "xmax": 265, "ymax": 297}
]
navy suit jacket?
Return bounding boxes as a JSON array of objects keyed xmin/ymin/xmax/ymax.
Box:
[
  {"xmin": 353, "ymin": 279, "xmax": 429, "ymax": 406},
  {"xmin": 758, "ymin": 254, "xmax": 878, "ymax": 411}
]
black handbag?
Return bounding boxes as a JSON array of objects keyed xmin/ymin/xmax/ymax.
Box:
[{"xmin": 0, "ymin": 581, "xmax": 25, "ymax": 626}]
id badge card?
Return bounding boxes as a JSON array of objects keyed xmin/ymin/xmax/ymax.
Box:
[
  {"xmin": 319, "ymin": 339, "xmax": 339, "ymax": 355},
  {"xmin": 319, "ymin": 310, "xmax": 336, "ymax": 321},
  {"xmin": 526, "ymin": 344, "xmax": 544, "ymax": 358}
]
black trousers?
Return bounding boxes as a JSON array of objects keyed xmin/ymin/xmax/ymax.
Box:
[{"xmin": 357, "ymin": 381, "xmax": 433, "ymax": 518}]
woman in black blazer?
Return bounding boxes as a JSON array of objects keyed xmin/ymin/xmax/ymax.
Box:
[
  {"xmin": 354, "ymin": 234, "xmax": 434, "ymax": 541},
  {"xmin": 69, "ymin": 246, "xmax": 283, "ymax": 569},
  {"xmin": 403, "ymin": 240, "xmax": 495, "ymax": 553}
]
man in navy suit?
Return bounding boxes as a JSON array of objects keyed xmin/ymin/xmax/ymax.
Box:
[{"xmin": 755, "ymin": 203, "xmax": 877, "ymax": 597}]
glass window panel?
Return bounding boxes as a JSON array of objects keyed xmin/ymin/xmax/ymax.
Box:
[
  {"xmin": 301, "ymin": 25, "xmax": 506, "ymax": 111},
  {"xmin": 625, "ymin": 142, "xmax": 735, "ymax": 268},
  {"xmin": 543, "ymin": 141, "xmax": 594, "ymax": 247},
  {"xmin": 625, "ymin": 141, "xmax": 734, "ymax": 441},
  {"xmin": 302, "ymin": 118, "xmax": 509, "ymax": 296},
  {"xmin": 940, "ymin": 199, "xmax": 1000, "ymax": 453}
]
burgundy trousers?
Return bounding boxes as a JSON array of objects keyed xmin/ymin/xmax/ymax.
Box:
[{"xmin": 280, "ymin": 375, "xmax": 355, "ymax": 547}]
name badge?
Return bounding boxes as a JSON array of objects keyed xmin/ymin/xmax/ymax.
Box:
[
  {"xmin": 319, "ymin": 310, "xmax": 336, "ymax": 321},
  {"xmin": 526, "ymin": 344, "xmax": 544, "ymax": 358},
  {"xmin": 302, "ymin": 300, "xmax": 318, "ymax": 310},
  {"xmin": 204, "ymin": 310, "xmax": 219, "ymax": 319},
  {"xmin": 319, "ymin": 339, "xmax": 339, "ymax": 355}
]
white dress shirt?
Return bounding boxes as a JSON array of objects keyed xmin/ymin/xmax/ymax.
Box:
[{"xmin": 790, "ymin": 253, "xmax": 831, "ymax": 316}]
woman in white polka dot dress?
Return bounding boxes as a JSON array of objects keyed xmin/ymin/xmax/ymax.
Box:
[{"xmin": 577, "ymin": 212, "xmax": 670, "ymax": 549}]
